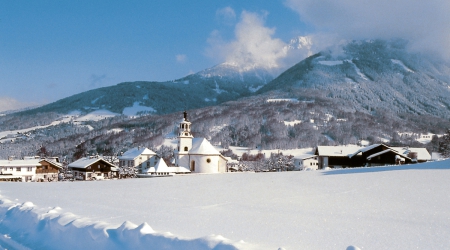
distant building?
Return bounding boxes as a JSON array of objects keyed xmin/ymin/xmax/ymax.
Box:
[
  {"xmin": 68, "ymin": 156, "xmax": 118, "ymax": 180},
  {"xmin": 0, "ymin": 157, "xmax": 62, "ymax": 182},
  {"xmin": 36, "ymin": 158, "xmax": 62, "ymax": 182},
  {"xmin": 118, "ymin": 147, "xmax": 158, "ymax": 174},
  {"xmin": 293, "ymin": 155, "xmax": 319, "ymax": 170},
  {"xmin": 174, "ymin": 111, "xmax": 228, "ymax": 173},
  {"xmin": 314, "ymin": 144, "xmax": 431, "ymax": 169}
]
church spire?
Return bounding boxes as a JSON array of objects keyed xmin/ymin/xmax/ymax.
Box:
[
  {"xmin": 183, "ymin": 110, "xmax": 189, "ymax": 121},
  {"xmin": 178, "ymin": 111, "xmax": 192, "ymax": 138}
]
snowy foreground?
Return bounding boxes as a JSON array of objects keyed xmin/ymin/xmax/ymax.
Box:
[{"xmin": 1, "ymin": 161, "xmax": 450, "ymax": 249}]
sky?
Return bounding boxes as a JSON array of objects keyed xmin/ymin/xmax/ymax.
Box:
[{"xmin": 1, "ymin": 0, "xmax": 449, "ymax": 112}]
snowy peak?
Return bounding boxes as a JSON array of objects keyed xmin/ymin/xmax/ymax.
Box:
[{"xmin": 258, "ymin": 39, "xmax": 450, "ymax": 118}]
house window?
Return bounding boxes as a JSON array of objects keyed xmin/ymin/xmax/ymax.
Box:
[
  {"xmin": 184, "ymin": 147, "xmax": 188, "ymax": 151},
  {"xmin": 27, "ymin": 167, "xmax": 32, "ymax": 172},
  {"xmin": 9, "ymin": 167, "xmax": 13, "ymax": 171},
  {"xmin": 16, "ymin": 167, "xmax": 21, "ymax": 172}
]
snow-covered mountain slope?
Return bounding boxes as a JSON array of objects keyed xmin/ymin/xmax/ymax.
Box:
[
  {"xmin": 0, "ymin": 160, "xmax": 449, "ymax": 249},
  {"xmin": 258, "ymin": 39, "xmax": 450, "ymax": 118},
  {"xmin": 14, "ymin": 64, "xmax": 274, "ymax": 118}
]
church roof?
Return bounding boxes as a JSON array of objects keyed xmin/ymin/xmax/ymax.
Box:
[
  {"xmin": 144, "ymin": 158, "xmax": 190, "ymax": 173},
  {"xmin": 119, "ymin": 147, "xmax": 156, "ymax": 160},
  {"xmin": 189, "ymin": 138, "xmax": 221, "ymax": 155}
]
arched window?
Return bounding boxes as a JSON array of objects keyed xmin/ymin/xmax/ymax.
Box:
[
  {"xmin": 184, "ymin": 146, "xmax": 188, "ymax": 151},
  {"xmin": 190, "ymin": 161, "xmax": 195, "ymax": 171}
]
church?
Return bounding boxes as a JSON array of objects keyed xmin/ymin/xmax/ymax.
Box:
[{"xmin": 174, "ymin": 111, "xmax": 228, "ymax": 173}]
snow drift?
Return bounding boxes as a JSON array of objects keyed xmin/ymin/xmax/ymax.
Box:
[{"xmin": 0, "ymin": 197, "xmax": 249, "ymax": 250}]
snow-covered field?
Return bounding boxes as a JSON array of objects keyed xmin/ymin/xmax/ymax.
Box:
[{"xmin": 0, "ymin": 160, "xmax": 450, "ymax": 249}]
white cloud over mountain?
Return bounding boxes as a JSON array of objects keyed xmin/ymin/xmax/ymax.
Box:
[
  {"xmin": 284, "ymin": 0, "xmax": 450, "ymax": 59},
  {"xmin": 207, "ymin": 11, "xmax": 290, "ymax": 72},
  {"xmin": 0, "ymin": 97, "xmax": 38, "ymax": 112}
]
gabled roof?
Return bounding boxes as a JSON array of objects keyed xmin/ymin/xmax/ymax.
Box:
[
  {"xmin": 119, "ymin": 147, "xmax": 156, "ymax": 160},
  {"xmin": 40, "ymin": 158, "xmax": 62, "ymax": 169},
  {"xmin": 68, "ymin": 157, "xmax": 117, "ymax": 170},
  {"xmin": 366, "ymin": 149, "xmax": 412, "ymax": 161},
  {"xmin": 391, "ymin": 147, "xmax": 431, "ymax": 161},
  {"xmin": 189, "ymin": 138, "xmax": 221, "ymax": 155},
  {"xmin": 315, "ymin": 146, "xmax": 363, "ymax": 157},
  {"xmin": 348, "ymin": 144, "xmax": 389, "ymax": 158}
]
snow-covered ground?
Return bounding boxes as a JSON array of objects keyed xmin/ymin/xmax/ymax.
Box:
[
  {"xmin": 122, "ymin": 102, "xmax": 156, "ymax": 116},
  {"xmin": 75, "ymin": 110, "xmax": 120, "ymax": 122},
  {"xmin": 0, "ymin": 115, "xmax": 78, "ymax": 143},
  {"xmin": 1, "ymin": 160, "xmax": 449, "ymax": 249}
]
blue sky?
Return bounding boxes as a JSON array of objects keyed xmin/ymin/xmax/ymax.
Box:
[{"xmin": 1, "ymin": 0, "xmax": 449, "ymax": 111}]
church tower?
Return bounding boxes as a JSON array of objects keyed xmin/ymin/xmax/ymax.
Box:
[
  {"xmin": 175, "ymin": 111, "xmax": 193, "ymax": 167},
  {"xmin": 178, "ymin": 111, "xmax": 193, "ymax": 151}
]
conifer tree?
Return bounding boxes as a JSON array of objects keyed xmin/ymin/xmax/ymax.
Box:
[{"xmin": 438, "ymin": 129, "xmax": 450, "ymax": 158}]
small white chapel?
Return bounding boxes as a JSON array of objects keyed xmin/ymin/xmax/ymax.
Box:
[{"xmin": 174, "ymin": 111, "xmax": 228, "ymax": 173}]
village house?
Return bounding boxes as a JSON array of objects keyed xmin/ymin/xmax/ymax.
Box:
[
  {"xmin": 314, "ymin": 144, "xmax": 431, "ymax": 169},
  {"xmin": 118, "ymin": 147, "xmax": 158, "ymax": 174},
  {"xmin": 293, "ymin": 155, "xmax": 319, "ymax": 171},
  {"xmin": 0, "ymin": 156, "xmax": 61, "ymax": 182},
  {"xmin": 68, "ymin": 156, "xmax": 118, "ymax": 180},
  {"xmin": 315, "ymin": 145, "xmax": 365, "ymax": 169},
  {"xmin": 35, "ymin": 158, "xmax": 62, "ymax": 182},
  {"xmin": 174, "ymin": 111, "xmax": 228, "ymax": 174},
  {"xmin": 0, "ymin": 157, "xmax": 39, "ymax": 182}
]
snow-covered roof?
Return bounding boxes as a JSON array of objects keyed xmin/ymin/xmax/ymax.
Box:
[
  {"xmin": 348, "ymin": 144, "xmax": 386, "ymax": 158},
  {"xmin": 0, "ymin": 159, "xmax": 41, "ymax": 167},
  {"xmin": 224, "ymin": 157, "xmax": 239, "ymax": 164},
  {"xmin": 68, "ymin": 157, "xmax": 117, "ymax": 169},
  {"xmin": 144, "ymin": 158, "xmax": 190, "ymax": 173},
  {"xmin": 40, "ymin": 159, "xmax": 62, "ymax": 169},
  {"xmin": 391, "ymin": 147, "xmax": 431, "ymax": 161},
  {"xmin": 119, "ymin": 147, "xmax": 156, "ymax": 160},
  {"xmin": 189, "ymin": 138, "xmax": 221, "ymax": 155},
  {"xmin": 293, "ymin": 154, "xmax": 317, "ymax": 160},
  {"xmin": 366, "ymin": 149, "xmax": 411, "ymax": 161},
  {"xmin": 316, "ymin": 146, "xmax": 363, "ymax": 157}
]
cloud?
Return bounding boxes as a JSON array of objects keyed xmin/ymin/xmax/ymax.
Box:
[
  {"xmin": 207, "ymin": 11, "xmax": 289, "ymax": 72},
  {"xmin": 216, "ymin": 7, "xmax": 236, "ymax": 25},
  {"xmin": 0, "ymin": 97, "xmax": 39, "ymax": 112},
  {"xmin": 89, "ymin": 74, "xmax": 107, "ymax": 88},
  {"xmin": 284, "ymin": 0, "xmax": 450, "ymax": 59},
  {"xmin": 176, "ymin": 54, "xmax": 187, "ymax": 63}
]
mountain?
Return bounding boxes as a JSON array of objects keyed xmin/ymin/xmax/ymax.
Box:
[
  {"xmin": 258, "ymin": 39, "xmax": 450, "ymax": 118},
  {"xmin": 2, "ymin": 39, "xmax": 450, "ymax": 160},
  {"xmin": 16, "ymin": 63, "xmax": 274, "ymax": 117}
]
